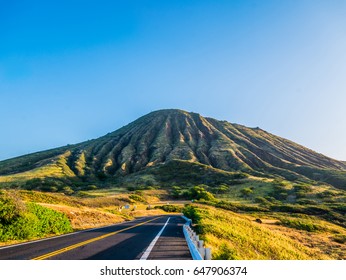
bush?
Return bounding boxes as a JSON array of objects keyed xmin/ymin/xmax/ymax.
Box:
[
  {"xmin": 40, "ymin": 186, "xmax": 58, "ymax": 192},
  {"xmin": 296, "ymin": 199, "xmax": 318, "ymax": 205},
  {"xmin": 270, "ymin": 204, "xmax": 305, "ymax": 214},
  {"xmin": 27, "ymin": 203, "xmax": 72, "ymax": 234},
  {"xmin": 154, "ymin": 205, "xmax": 182, "ymax": 213},
  {"xmin": 182, "ymin": 205, "xmax": 201, "ymax": 223},
  {"xmin": 317, "ymin": 191, "xmax": 337, "ymax": 198},
  {"xmin": 254, "ymin": 196, "xmax": 271, "ymax": 205},
  {"xmin": 86, "ymin": 185, "xmax": 98, "ymax": 190},
  {"xmin": 214, "ymin": 243, "xmax": 238, "ymax": 260},
  {"xmin": 171, "ymin": 186, "xmax": 182, "ymax": 198},
  {"xmin": 129, "ymin": 194, "xmax": 147, "ymax": 203},
  {"xmin": 240, "ymin": 188, "xmax": 253, "ymax": 197},
  {"xmin": 332, "ymin": 234, "xmax": 346, "ymax": 244},
  {"xmin": 187, "ymin": 186, "xmax": 215, "ymax": 201},
  {"xmin": 0, "ymin": 200, "xmax": 72, "ymax": 242},
  {"xmin": 233, "ymin": 173, "xmax": 248, "ymax": 179},
  {"xmin": 0, "ymin": 191, "xmax": 26, "ymax": 224},
  {"xmin": 293, "ymin": 184, "xmax": 312, "ymax": 192},
  {"xmin": 62, "ymin": 186, "xmax": 74, "ymax": 195},
  {"xmin": 279, "ymin": 218, "xmax": 320, "ymax": 232},
  {"xmin": 215, "ymin": 185, "xmax": 229, "ymax": 194},
  {"xmin": 265, "ymin": 196, "xmax": 279, "ymax": 203}
]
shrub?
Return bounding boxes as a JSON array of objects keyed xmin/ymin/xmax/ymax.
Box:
[
  {"xmin": 187, "ymin": 186, "xmax": 215, "ymax": 201},
  {"xmin": 296, "ymin": 199, "xmax": 318, "ymax": 205},
  {"xmin": 254, "ymin": 196, "xmax": 271, "ymax": 205},
  {"xmin": 0, "ymin": 198, "xmax": 72, "ymax": 242},
  {"xmin": 27, "ymin": 203, "xmax": 72, "ymax": 234},
  {"xmin": 214, "ymin": 243, "xmax": 238, "ymax": 260},
  {"xmin": 0, "ymin": 191, "xmax": 26, "ymax": 224},
  {"xmin": 240, "ymin": 188, "xmax": 253, "ymax": 197},
  {"xmin": 215, "ymin": 185, "xmax": 229, "ymax": 194},
  {"xmin": 86, "ymin": 185, "xmax": 98, "ymax": 190},
  {"xmin": 232, "ymin": 173, "xmax": 248, "ymax": 179},
  {"xmin": 40, "ymin": 186, "xmax": 58, "ymax": 192},
  {"xmin": 273, "ymin": 180, "xmax": 289, "ymax": 187},
  {"xmin": 62, "ymin": 186, "xmax": 74, "ymax": 195},
  {"xmin": 332, "ymin": 234, "xmax": 346, "ymax": 244},
  {"xmin": 129, "ymin": 194, "xmax": 146, "ymax": 203},
  {"xmin": 154, "ymin": 205, "xmax": 182, "ymax": 213},
  {"xmin": 279, "ymin": 218, "xmax": 321, "ymax": 232},
  {"xmin": 265, "ymin": 196, "xmax": 279, "ymax": 203},
  {"xmin": 171, "ymin": 186, "xmax": 182, "ymax": 198},
  {"xmin": 317, "ymin": 191, "xmax": 337, "ymax": 198},
  {"xmin": 182, "ymin": 205, "xmax": 201, "ymax": 223}
]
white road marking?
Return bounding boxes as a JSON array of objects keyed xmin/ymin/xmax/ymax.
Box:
[{"xmin": 140, "ymin": 217, "xmax": 170, "ymax": 260}]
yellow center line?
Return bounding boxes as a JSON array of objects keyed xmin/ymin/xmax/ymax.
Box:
[{"xmin": 32, "ymin": 217, "xmax": 161, "ymax": 260}]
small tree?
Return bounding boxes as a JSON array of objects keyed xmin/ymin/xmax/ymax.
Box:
[
  {"xmin": 171, "ymin": 186, "xmax": 182, "ymax": 198},
  {"xmin": 188, "ymin": 186, "xmax": 215, "ymax": 201}
]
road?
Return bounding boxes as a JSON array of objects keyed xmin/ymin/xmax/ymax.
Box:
[{"xmin": 0, "ymin": 215, "xmax": 192, "ymax": 260}]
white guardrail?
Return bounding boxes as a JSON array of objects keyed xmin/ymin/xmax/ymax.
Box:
[{"xmin": 182, "ymin": 216, "xmax": 212, "ymax": 260}]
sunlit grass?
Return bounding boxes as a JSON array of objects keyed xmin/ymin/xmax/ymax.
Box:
[
  {"xmin": 0, "ymin": 189, "xmax": 168, "ymax": 246},
  {"xmin": 187, "ymin": 204, "xmax": 346, "ymax": 260}
]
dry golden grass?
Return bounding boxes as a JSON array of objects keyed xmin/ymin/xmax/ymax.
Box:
[
  {"xmin": 37, "ymin": 203, "xmax": 127, "ymax": 230},
  {"xmin": 141, "ymin": 189, "xmax": 170, "ymax": 203},
  {"xmin": 258, "ymin": 216, "xmax": 346, "ymax": 260},
  {"xmin": 0, "ymin": 165, "xmax": 64, "ymax": 183},
  {"xmin": 191, "ymin": 204, "xmax": 339, "ymax": 260},
  {"xmin": 130, "ymin": 209, "xmax": 167, "ymax": 218}
]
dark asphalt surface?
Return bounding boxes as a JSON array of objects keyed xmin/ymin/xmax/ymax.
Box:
[
  {"xmin": 0, "ymin": 215, "xmax": 192, "ymax": 260},
  {"xmin": 147, "ymin": 215, "xmax": 192, "ymax": 260}
]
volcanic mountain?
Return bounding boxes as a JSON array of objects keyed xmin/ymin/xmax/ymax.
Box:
[{"xmin": 1, "ymin": 109, "xmax": 346, "ymax": 189}]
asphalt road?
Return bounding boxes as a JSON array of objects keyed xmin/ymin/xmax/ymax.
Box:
[{"xmin": 0, "ymin": 215, "xmax": 192, "ymax": 260}]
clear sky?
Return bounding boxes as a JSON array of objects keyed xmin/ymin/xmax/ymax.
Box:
[{"xmin": 1, "ymin": 0, "xmax": 346, "ymax": 161}]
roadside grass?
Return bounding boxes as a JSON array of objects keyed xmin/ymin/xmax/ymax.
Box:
[
  {"xmin": 183, "ymin": 204, "xmax": 346, "ymax": 260},
  {"xmin": 247, "ymin": 211, "xmax": 346, "ymax": 259},
  {"xmin": 0, "ymin": 191, "xmax": 73, "ymax": 243},
  {"xmin": 0, "ymin": 189, "xmax": 169, "ymax": 246}
]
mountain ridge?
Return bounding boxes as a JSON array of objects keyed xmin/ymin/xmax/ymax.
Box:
[{"xmin": 1, "ymin": 109, "xmax": 346, "ymax": 189}]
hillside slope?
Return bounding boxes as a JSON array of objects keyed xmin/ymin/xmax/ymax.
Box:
[{"xmin": 1, "ymin": 109, "xmax": 345, "ymax": 189}]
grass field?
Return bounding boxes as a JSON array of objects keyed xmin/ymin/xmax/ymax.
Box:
[{"xmin": 184, "ymin": 204, "xmax": 346, "ymax": 260}]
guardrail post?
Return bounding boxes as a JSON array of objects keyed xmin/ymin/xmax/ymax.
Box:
[
  {"xmin": 198, "ymin": 240, "xmax": 205, "ymax": 259},
  {"xmin": 204, "ymin": 248, "xmax": 212, "ymax": 260}
]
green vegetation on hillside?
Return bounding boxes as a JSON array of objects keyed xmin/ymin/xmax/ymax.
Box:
[{"xmin": 1, "ymin": 109, "xmax": 346, "ymax": 192}]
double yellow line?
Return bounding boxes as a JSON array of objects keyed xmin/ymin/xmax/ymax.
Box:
[{"xmin": 32, "ymin": 217, "xmax": 160, "ymax": 260}]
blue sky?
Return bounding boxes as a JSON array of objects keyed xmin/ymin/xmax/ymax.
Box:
[{"xmin": 1, "ymin": 0, "xmax": 346, "ymax": 161}]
